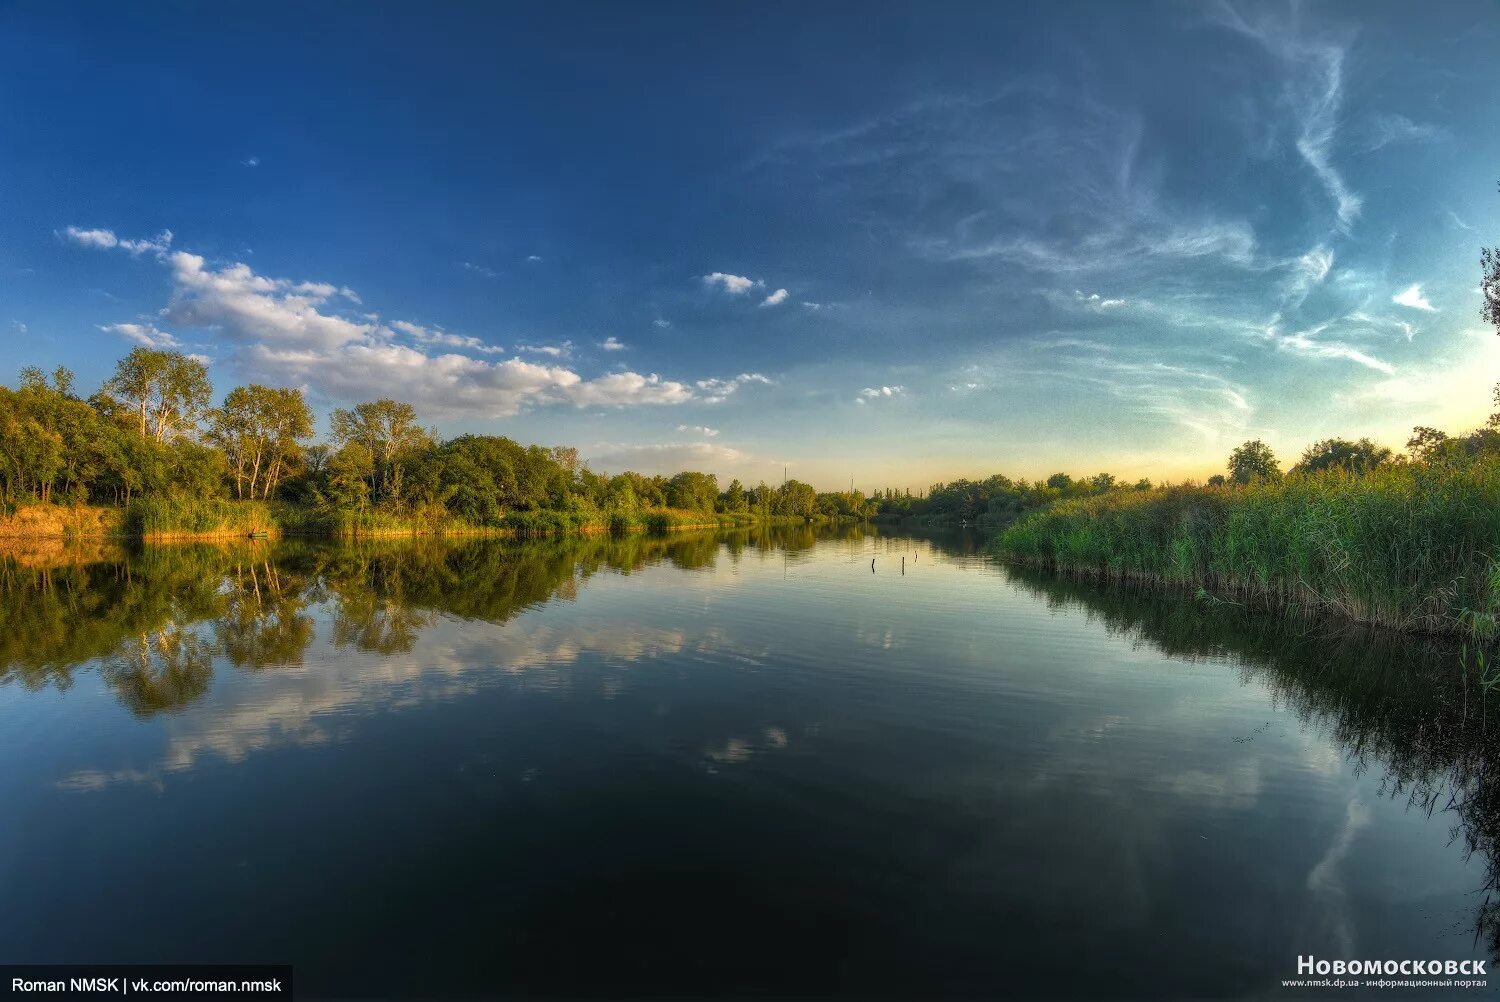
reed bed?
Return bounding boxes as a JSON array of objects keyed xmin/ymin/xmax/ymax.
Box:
[
  {"xmin": 995, "ymin": 459, "xmax": 1500, "ymax": 638},
  {"xmin": 124, "ymin": 496, "xmax": 276, "ymax": 539}
]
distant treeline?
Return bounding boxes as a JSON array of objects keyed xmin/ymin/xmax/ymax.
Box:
[
  {"xmin": 871, "ymin": 472, "xmax": 1156, "ymax": 526},
  {"xmin": 870, "ymin": 426, "xmax": 1500, "ymax": 528},
  {"xmin": 0, "ymin": 349, "xmax": 883, "ymax": 535}
]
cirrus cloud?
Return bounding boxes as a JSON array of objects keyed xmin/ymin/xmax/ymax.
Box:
[
  {"xmin": 390, "ymin": 319, "xmax": 505, "ymax": 355},
  {"xmin": 515, "ymin": 341, "xmax": 574, "ymax": 358}
]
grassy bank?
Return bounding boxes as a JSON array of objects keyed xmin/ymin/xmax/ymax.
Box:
[
  {"xmin": 0, "ymin": 503, "xmax": 124, "ymax": 539},
  {"xmin": 994, "ymin": 459, "xmax": 1500, "ymax": 638},
  {"xmin": 124, "ymin": 497, "xmax": 278, "ymax": 540},
  {"xmin": 0, "ymin": 500, "xmax": 810, "ymax": 541},
  {"xmin": 281, "ymin": 504, "xmax": 783, "ymax": 538}
]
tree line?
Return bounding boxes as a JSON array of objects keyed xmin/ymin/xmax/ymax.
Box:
[
  {"xmin": 0, "ymin": 348, "xmax": 879, "ymax": 527},
  {"xmin": 6, "ymin": 346, "xmax": 1497, "ymax": 531},
  {"xmin": 869, "ymin": 383, "xmax": 1500, "ymax": 526}
]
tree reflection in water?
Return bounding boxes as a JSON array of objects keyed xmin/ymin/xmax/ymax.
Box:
[
  {"xmin": 100, "ymin": 626, "xmax": 215, "ymax": 718},
  {"xmin": 0, "ymin": 527, "xmax": 831, "ymax": 700},
  {"xmin": 2, "ymin": 527, "xmax": 1498, "ymax": 955}
]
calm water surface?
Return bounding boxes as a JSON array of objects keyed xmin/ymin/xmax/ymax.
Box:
[{"xmin": 1, "ymin": 526, "xmax": 1496, "ymax": 998}]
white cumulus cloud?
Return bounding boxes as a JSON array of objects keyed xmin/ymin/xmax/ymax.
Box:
[
  {"xmin": 703, "ymin": 272, "xmax": 760, "ymax": 295},
  {"xmin": 63, "ymin": 226, "xmax": 174, "ymax": 257},
  {"xmin": 67, "ymin": 230, "xmax": 761, "ymax": 422},
  {"xmin": 165, "ymin": 252, "xmax": 375, "ymax": 352},
  {"xmin": 695, "ymin": 372, "xmax": 773, "ymax": 403},
  {"xmin": 567, "ymin": 371, "xmax": 694, "ymax": 407},
  {"xmin": 1392, "ymin": 284, "xmax": 1436, "ymax": 312},
  {"xmin": 99, "ymin": 322, "xmax": 180, "ymax": 349},
  {"xmin": 856, "ymin": 385, "xmax": 905, "ymax": 404}
]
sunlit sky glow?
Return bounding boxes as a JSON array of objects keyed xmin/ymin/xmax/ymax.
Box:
[{"xmin": 3, "ymin": 2, "xmax": 1498, "ymax": 490}]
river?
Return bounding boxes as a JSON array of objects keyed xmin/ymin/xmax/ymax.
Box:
[{"xmin": 0, "ymin": 526, "xmax": 1494, "ymax": 997}]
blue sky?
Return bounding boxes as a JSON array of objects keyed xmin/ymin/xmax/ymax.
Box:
[{"xmin": 2, "ymin": 1, "xmax": 1498, "ymax": 490}]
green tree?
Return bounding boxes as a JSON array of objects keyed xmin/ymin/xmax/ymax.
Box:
[
  {"xmin": 321, "ymin": 444, "xmax": 375, "ymax": 513},
  {"xmin": 102, "ymin": 348, "xmax": 212, "ymax": 441},
  {"xmin": 775, "ymin": 479, "xmax": 817, "ymax": 517},
  {"xmin": 605, "ymin": 474, "xmax": 640, "ymax": 516},
  {"xmin": 1405, "ymin": 426, "xmax": 1450, "ymax": 462},
  {"xmin": 0, "ymin": 369, "xmax": 117, "ymax": 502},
  {"xmin": 304, "ymin": 444, "xmax": 331, "ymax": 477},
  {"xmin": 1227, "ymin": 440, "xmax": 1280, "ymax": 484},
  {"xmin": 209, "ymin": 385, "xmax": 315, "ymax": 500},
  {"xmin": 165, "ymin": 440, "xmax": 230, "ymax": 497},
  {"xmin": 1483, "ymin": 180, "xmax": 1499, "ymax": 335},
  {"xmin": 1291, "ymin": 437, "xmax": 1393, "ymax": 476},
  {"xmin": 330, "ymin": 399, "xmax": 433, "ymax": 504},
  {"xmin": 750, "ymin": 481, "xmax": 773, "ymax": 519},
  {"xmin": 722, "ymin": 478, "xmax": 748, "ymax": 513},
  {"xmin": 431, "ymin": 436, "xmax": 523, "ymax": 524},
  {"xmin": 51, "ymin": 366, "xmax": 76, "ymax": 398},
  {"xmin": 667, "ymin": 471, "xmax": 719, "ymax": 511}
]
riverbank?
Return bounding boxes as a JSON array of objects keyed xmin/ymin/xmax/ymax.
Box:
[
  {"xmin": 0, "ymin": 500, "xmax": 822, "ymax": 542},
  {"xmin": 0, "ymin": 504, "xmax": 125, "ymax": 539},
  {"xmin": 993, "ymin": 459, "xmax": 1500, "ymax": 639},
  {"xmin": 870, "ymin": 512, "xmax": 1000, "ymax": 529}
]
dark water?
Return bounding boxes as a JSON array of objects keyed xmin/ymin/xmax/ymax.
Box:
[{"xmin": 1, "ymin": 526, "xmax": 1497, "ymax": 999}]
